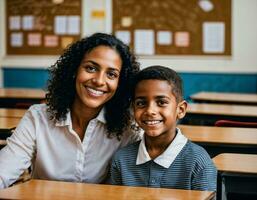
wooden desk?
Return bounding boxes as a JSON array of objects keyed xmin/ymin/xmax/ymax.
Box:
[
  {"xmin": 190, "ymin": 92, "xmax": 257, "ymax": 105},
  {"xmin": 178, "ymin": 125, "xmax": 257, "ymax": 157},
  {"xmin": 0, "ymin": 117, "xmax": 21, "ymax": 139},
  {"xmin": 0, "ymin": 179, "xmax": 215, "ymax": 200},
  {"xmin": 182, "ymin": 103, "xmax": 257, "ymax": 125},
  {"xmin": 0, "ymin": 108, "xmax": 26, "ymax": 118},
  {"xmin": 0, "ymin": 88, "xmax": 45, "ymax": 108},
  {"xmin": 213, "ymin": 153, "xmax": 257, "ymax": 200}
]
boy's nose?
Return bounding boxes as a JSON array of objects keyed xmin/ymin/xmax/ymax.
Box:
[{"xmin": 145, "ymin": 103, "xmax": 157, "ymax": 115}]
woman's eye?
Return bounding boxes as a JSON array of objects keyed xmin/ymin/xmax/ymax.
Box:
[
  {"xmin": 107, "ymin": 71, "xmax": 119, "ymax": 79},
  {"xmin": 85, "ymin": 66, "xmax": 97, "ymax": 73}
]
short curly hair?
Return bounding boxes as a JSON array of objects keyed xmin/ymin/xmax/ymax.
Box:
[
  {"xmin": 46, "ymin": 33, "xmax": 140, "ymax": 139},
  {"xmin": 132, "ymin": 65, "xmax": 184, "ymax": 103}
]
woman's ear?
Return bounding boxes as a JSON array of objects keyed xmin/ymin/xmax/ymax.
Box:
[{"xmin": 177, "ymin": 100, "xmax": 187, "ymax": 119}]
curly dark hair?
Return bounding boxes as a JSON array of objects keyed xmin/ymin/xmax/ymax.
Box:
[{"xmin": 46, "ymin": 33, "xmax": 140, "ymax": 139}]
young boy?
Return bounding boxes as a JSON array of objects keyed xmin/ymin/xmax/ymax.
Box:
[{"xmin": 110, "ymin": 65, "xmax": 217, "ymax": 191}]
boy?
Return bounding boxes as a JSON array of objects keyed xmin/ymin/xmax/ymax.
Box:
[{"xmin": 110, "ymin": 65, "xmax": 217, "ymax": 191}]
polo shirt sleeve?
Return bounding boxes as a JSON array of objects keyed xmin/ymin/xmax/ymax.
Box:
[
  {"xmin": 192, "ymin": 161, "xmax": 217, "ymax": 191},
  {"xmin": 109, "ymin": 153, "xmax": 122, "ymax": 185}
]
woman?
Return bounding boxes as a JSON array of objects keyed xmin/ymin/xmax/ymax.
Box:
[{"xmin": 0, "ymin": 33, "xmax": 140, "ymax": 188}]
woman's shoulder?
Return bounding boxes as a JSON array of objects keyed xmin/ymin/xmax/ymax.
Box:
[{"xmin": 26, "ymin": 104, "xmax": 49, "ymax": 119}]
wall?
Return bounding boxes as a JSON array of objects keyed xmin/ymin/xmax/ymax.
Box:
[{"xmin": 0, "ymin": 0, "xmax": 256, "ymax": 96}]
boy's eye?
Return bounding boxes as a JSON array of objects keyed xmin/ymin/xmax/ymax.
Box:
[
  {"xmin": 157, "ymin": 99, "xmax": 168, "ymax": 106},
  {"xmin": 107, "ymin": 71, "xmax": 119, "ymax": 80},
  {"xmin": 134, "ymin": 100, "xmax": 146, "ymax": 107},
  {"xmin": 85, "ymin": 66, "xmax": 97, "ymax": 73}
]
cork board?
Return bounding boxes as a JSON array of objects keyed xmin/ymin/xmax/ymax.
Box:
[
  {"xmin": 6, "ymin": 0, "xmax": 81, "ymax": 55},
  {"xmin": 113, "ymin": 0, "xmax": 231, "ymax": 56}
]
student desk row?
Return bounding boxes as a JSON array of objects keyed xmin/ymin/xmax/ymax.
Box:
[
  {"xmin": 213, "ymin": 153, "xmax": 257, "ymax": 200},
  {"xmin": 178, "ymin": 125, "xmax": 257, "ymax": 157},
  {"xmin": 0, "ymin": 88, "xmax": 45, "ymax": 108},
  {"xmin": 182, "ymin": 103, "xmax": 257, "ymax": 126},
  {"xmin": 190, "ymin": 92, "xmax": 257, "ymax": 106},
  {"xmin": 0, "ymin": 179, "xmax": 215, "ymax": 200}
]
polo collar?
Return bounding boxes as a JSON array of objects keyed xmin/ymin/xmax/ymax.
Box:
[{"xmin": 136, "ymin": 128, "xmax": 188, "ymax": 168}]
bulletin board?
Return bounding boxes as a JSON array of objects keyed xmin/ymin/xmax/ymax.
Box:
[
  {"xmin": 112, "ymin": 0, "xmax": 231, "ymax": 56},
  {"xmin": 6, "ymin": 0, "xmax": 82, "ymax": 55}
]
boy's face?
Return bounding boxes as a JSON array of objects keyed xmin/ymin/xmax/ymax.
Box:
[{"xmin": 134, "ymin": 79, "xmax": 187, "ymax": 140}]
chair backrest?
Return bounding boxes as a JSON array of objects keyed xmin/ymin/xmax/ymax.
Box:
[{"xmin": 215, "ymin": 120, "xmax": 257, "ymax": 128}]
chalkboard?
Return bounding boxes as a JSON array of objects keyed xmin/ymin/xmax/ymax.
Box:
[
  {"xmin": 113, "ymin": 0, "xmax": 231, "ymax": 56},
  {"xmin": 6, "ymin": 0, "xmax": 81, "ymax": 55}
]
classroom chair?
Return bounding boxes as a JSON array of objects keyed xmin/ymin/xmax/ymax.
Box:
[{"xmin": 215, "ymin": 120, "xmax": 257, "ymax": 128}]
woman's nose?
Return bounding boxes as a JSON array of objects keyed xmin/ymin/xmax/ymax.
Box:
[{"xmin": 92, "ymin": 72, "xmax": 105, "ymax": 86}]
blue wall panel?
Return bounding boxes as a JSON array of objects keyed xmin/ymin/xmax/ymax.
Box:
[
  {"xmin": 180, "ymin": 73, "xmax": 257, "ymax": 101},
  {"xmin": 2, "ymin": 68, "xmax": 257, "ymax": 99},
  {"xmin": 3, "ymin": 68, "xmax": 49, "ymax": 89}
]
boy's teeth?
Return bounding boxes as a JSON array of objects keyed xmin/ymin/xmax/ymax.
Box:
[
  {"xmin": 145, "ymin": 120, "xmax": 161, "ymax": 125},
  {"xmin": 87, "ymin": 87, "xmax": 104, "ymax": 96}
]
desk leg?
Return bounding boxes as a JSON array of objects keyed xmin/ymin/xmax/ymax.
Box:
[{"xmin": 216, "ymin": 172, "xmax": 223, "ymax": 200}]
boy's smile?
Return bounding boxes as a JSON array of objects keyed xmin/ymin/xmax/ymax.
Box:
[{"xmin": 134, "ymin": 79, "xmax": 187, "ymax": 141}]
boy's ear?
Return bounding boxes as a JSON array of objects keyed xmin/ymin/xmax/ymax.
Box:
[{"xmin": 177, "ymin": 100, "xmax": 187, "ymax": 119}]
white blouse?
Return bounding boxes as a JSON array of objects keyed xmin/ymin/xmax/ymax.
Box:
[{"xmin": 0, "ymin": 104, "xmax": 140, "ymax": 188}]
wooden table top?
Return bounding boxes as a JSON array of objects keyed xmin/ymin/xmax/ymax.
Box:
[
  {"xmin": 213, "ymin": 153, "xmax": 257, "ymax": 174},
  {"xmin": 0, "ymin": 117, "xmax": 21, "ymax": 129},
  {"xmin": 0, "ymin": 179, "xmax": 215, "ymax": 200},
  {"xmin": 190, "ymin": 92, "xmax": 257, "ymax": 104},
  {"xmin": 0, "ymin": 139, "xmax": 7, "ymax": 146},
  {"xmin": 187, "ymin": 103, "xmax": 257, "ymax": 117},
  {"xmin": 0, "ymin": 88, "xmax": 45, "ymax": 99},
  {"xmin": 0, "ymin": 108, "xmax": 26, "ymax": 118},
  {"xmin": 178, "ymin": 125, "xmax": 257, "ymax": 145}
]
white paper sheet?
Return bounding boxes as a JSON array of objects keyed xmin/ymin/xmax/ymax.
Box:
[
  {"xmin": 22, "ymin": 15, "xmax": 34, "ymax": 30},
  {"xmin": 115, "ymin": 31, "xmax": 131, "ymax": 45},
  {"xmin": 203, "ymin": 22, "xmax": 225, "ymax": 53},
  {"xmin": 134, "ymin": 30, "xmax": 154, "ymax": 55},
  {"xmin": 9, "ymin": 16, "xmax": 21, "ymax": 30},
  {"xmin": 67, "ymin": 16, "xmax": 80, "ymax": 35},
  {"xmin": 54, "ymin": 16, "xmax": 67, "ymax": 35},
  {"xmin": 157, "ymin": 31, "xmax": 172, "ymax": 45},
  {"xmin": 11, "ymin": 33, "xmax": 23, "ymax": 47}
]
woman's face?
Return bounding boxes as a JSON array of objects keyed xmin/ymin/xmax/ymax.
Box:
[{"xmin": 74, "ymin": 45, "xmax": 122, "ymax": 109}]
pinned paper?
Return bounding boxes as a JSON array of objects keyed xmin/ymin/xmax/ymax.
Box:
[
  {"xmin": 115, "ymin": 31, "xmax": 131, "ymax": 45},
  {"xmin": 175, "ymin": 32, "xmax": 190, "ymax": 47},
  {"xmin": 61, "ymin": 37, "xmax": 74, "ymax": 49},
  {"xmin": 67, "ymin": 16, "xmax": 80, "ymax": 35},
  {"xmin": 203, "ymin": 22, "xmax": 225, "ymax": 53},
  {"xmin": 134, "ymin": 30, "xmax": 154, "ymax": 55},
  {"xmin": 157, "ymin": 31, "xmax": 172, "ymax": 45},
  {"xmin": 198, "ymin": 0, "xmax": 214, "ymax": 12},
  {"xmin": 121, "ymin": 17, "xmax": 132, "ymax": 27},
  {"xmin": 11, "ymin": 33, "xmax": 23, "ymax": 47},
  {"xmin": 44, "ymin": 35, "xmax": 58, "ymax": 47},
  {"xmin": 9, "ymin": 16, "xmax": 21, "ymax": 30},
  {"xmin": 28, "ymin": 33, "xmax": 41, "ymax": 46},
  {"xmin": 22, "ymin": 15, "xmax": 34, "ymax": 30},
  {"xmin": 91, "ymin": 10, "xmax": 105, "ymax": 18},
  {"xmin": 54, "ymin": 16, "xmax": 67, "ymax": 35}
]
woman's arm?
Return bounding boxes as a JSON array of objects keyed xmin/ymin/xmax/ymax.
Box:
[{"xmin": 0, "ymin": 107, "xmax": 37, "ymax": 188}]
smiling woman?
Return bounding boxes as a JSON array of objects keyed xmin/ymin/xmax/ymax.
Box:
[{"xmin": 0, "ymin": 33, "xmax": 141, "ymax": 189}]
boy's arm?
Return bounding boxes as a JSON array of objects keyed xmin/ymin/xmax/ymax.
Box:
[
  {"xmin": 191, "ymin": 163, "xmax": 217, "ymax": 191},
  {"xmin": 109, "ymin": 157, "xmax": 122, "ymax": 185}
]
